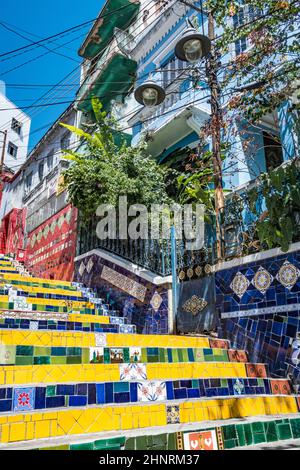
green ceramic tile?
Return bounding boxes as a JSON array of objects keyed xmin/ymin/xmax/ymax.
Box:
[
  {"xmin": 135, "ymin": 436, "xmax": 147, "ymax": 450},
  {"xmin": 123, "ymin": 348, "xmax": 130, "ymax": 363},
  {"xmin": 82, "ymin": 348, "xmax": 90, "ymax": 364},
  {"xmin": 172, "ymin": 349, "xmax": 179, "ymax": 363},
  {"xmin": 34, "ymin": 356, "xmax": 51, "ymax": 365},
  {"xmin": 159, "ymin": 348, "xmax": 165, "ymax": 362},
  {"xmin": 251, "ymin": 422, "xmax": 264, "ymax": 434},
  {"xmin": 291, "ymin": 419, "xmax": 300, "ymax": 439},
  {"xmin": 46, "ymin": 385, "xmax": 56, "ymax": 397},
  {"xmin": 51, "ymin": 356, "xmax": 67, "ymax": 365},
  {"xmin": 15, "ymin": 356, "xmax": 33, "ymax": 365},
  {"xmin": 178, "ymin": 349, "xmax": 183, "ymax": 362},
  {"xmin": 103, "ymin": 348, "xmax": 111, "ymax": 364},
  {"xmin": 221, "ymin": 379, "xmax": 228, "ymax": 387},
  {"xmin": 124, "ymin": 438, "xmax": 135, "ymax": 450},
  {"xmin": 253, "ymin": 432, "xmax": 266, "ymax": 444},
  {"xmin": 223, "ymin": 425, "xmax": 237, "ymax": 440},
  {"xmin": 16, "ymin": 345, "xmax": 34, "ymax": 356},
  {"xmin": 141, "ymin": 348, "xmax": 147, "ymax": 363},
  {"xmin": 236, "ymin": 425, "xmax": 246, "ymax": 447},
  {"xmin": 224, "ymin": 438, "xmax": 237, "ymax": 449},
  {"xmin": 70, "ymin": 443, "xmax": 94, "ymax": 450},
  {"xmin": 66, "ymin": 356, "xmax": 82, "ymax": 364},
  {"xmin": 34, "ymin": 347, "xmax": 51, "ymax": 356},
  {"xmin": 168, "ymin": 432, "xmax": 177, "ymax": 450},
  {"xmin": 264, "ymin": 421, "xmax": 278, "ymax": 442},
  {"xmin": 244, "ymin": 423, "xmax": 253, "ymax": 445},
  {"xmin": 277, "ymin": 423, "xmax": 292, "ymax": 440}
]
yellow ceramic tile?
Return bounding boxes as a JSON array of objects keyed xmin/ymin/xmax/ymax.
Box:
[{"xmin": 9, "ymin": 422, "xmax": 26, "ymax": 442}]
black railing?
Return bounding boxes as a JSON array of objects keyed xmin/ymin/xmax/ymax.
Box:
[{"xmin": 77, "ymin": 216, "xmax": 216, "ymax": 276}]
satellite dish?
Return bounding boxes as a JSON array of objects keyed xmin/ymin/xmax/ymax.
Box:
[{"xmin": 114, "ymin": 27, "xmax": 136, "ymax": 56}]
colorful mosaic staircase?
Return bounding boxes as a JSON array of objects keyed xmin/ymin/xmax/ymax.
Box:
[{"xmin": 0, "ymin": 256, "xmax": 299, "ymax": 450}]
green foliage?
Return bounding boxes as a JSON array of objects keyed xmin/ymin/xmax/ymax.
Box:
[
  {"xmin": 60, "ymin": 98, "xmax": 171, "ymax": 222},
  {"xmin": 248, "ymin": 158, "xmax": 300, "ymax": 251},
  {"xmin": 205, "ymin": 0, "xmax": 300, "ymax": 122}
]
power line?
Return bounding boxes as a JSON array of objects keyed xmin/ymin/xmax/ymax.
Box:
[
  {"xmin": 0, "ymin": 3, "xmax": 134, "ymax": 59},
  {"xmin": 0, "ymin": 21, "xmax": 79, "ymax": 64}
]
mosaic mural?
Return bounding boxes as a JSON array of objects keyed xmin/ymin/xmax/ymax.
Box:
[
  {"xmin": 25, "ymin": 204, "xmax": 77, "ymax": 281},
  {"xmin": 216, "ymin": 249, "xmax": 300, "ymax": 384},
  {"xmin": 75, "ymin": 254, "xmax": 169, "ymax": 335}
]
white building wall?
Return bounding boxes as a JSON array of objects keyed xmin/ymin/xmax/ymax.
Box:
[{"xmin": 0, "ymin": 83, "xmax": 31, "ymax": 171}]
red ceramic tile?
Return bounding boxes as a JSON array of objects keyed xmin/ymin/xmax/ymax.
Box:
[
  {"xmin": 246, "ymin": 363, "xmax": 267, "ymax": 378},
  {"xmin": 279, "ymin": 380, "xmax": 291, "ymax": 395},
  {"xmin": 209, "ymin": 339, "xmax": 229, "ymax": 350},
  {"xmin": 270, "ymin": 379, "xmax": 282, "ymax": 395},
  {"xmin": 228, "ymin": 349, "xmax": 248, "ymax": 363}
]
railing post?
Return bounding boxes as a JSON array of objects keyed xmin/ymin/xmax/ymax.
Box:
[{"xmin": 170, "ymin": 225, "xmax": 178, "ymax": 334}]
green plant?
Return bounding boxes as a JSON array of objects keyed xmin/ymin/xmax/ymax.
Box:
[
  {"xmin": 248, "ymin": 158, "xmax": 300, "ymax": 251},
  {"xmin": 60, "ymin": 98, "xmax": 172, "ymax": 222}
]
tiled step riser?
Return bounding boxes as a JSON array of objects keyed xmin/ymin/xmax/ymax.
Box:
[
  {"xmin": 0, "ymin": 302, "xmax": 101, "ymax": 315},
  {"xmin": 0, "ymin": 288, "xmax": 96, "ymax": 303},
  {"xmin": 0, "ymin": 319, "xmax": 136, "ymax": 334},
  {"xmin": 0, "ymin": 362, "xmax": 268, "ymax": 386},
  {"xmin": 0, "ymin": 396, "xmax": 297, "ymax": 444},
  {"xmin": 0, "ymin": 345, "xmax": 248, "ymax": 367},
  {"xmin": 27, "ymin": 416, "xmax": 300, "ymax": 450},
  {"xmin": 0, "ymin": 377, "xmax": 292, "ymax": 414}
]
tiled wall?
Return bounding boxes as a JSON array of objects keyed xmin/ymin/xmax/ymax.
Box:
[
  {"xmin": 216, "ymin": 249, "xmax": 300, "ymax": 384},
  {"xmin": 0, "ymin": 377, "xmax": 284, "ymax": 414},
  {"xmin": 74, "ymin": 254, "xmax": 170, "ymax": 335},
  {"xmin": 25, "ymin": 205, "xmax": 77, "ymax": 281}
]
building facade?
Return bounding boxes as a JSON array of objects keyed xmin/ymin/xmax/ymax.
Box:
[
  {"xmin": 72, "ymin": 0, "xmax": 300, "ymax": 373},
  {"xmin": 0, "ymin": 81, "xmax": 31, "ymax": 172},
  {"xmin": 0, "ymin": 105, "xmax": 79, "ymax": 280}
]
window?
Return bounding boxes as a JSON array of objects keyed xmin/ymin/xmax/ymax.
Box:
[
  {"xmin": 60, "ymin": 132, "xmax": 70, "ymax": 150},
  {"xmin": 263, "ymin": 131, "xmax": 283, "ymax": 172},
  {"xmin": 161, "ymin": 56, "xmax": 185, "ymax": 89},
  {"xmin": 47, "ymin": 150, "xmax": 54, "ymax": 169},
  {"xmin": 233, "ymin": 4, "xmax": 261, "ymax": 56},
  {"xmin": 38, "ymin": 162, "xmax": 44, "ymax": 181},
  {"xmin": 25, "ymin": 172, "xmax": 33, "ymax": 192},
  {"xmin": 7, "ymin": 142, "xmax": 18, "ymax": 159},
  {"xmin": 11, "ymin": 118, "xmax": 22, "ymax": 136}
]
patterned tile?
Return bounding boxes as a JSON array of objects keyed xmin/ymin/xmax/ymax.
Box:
[
  {"xmin": 182, "ymin": 295, "xmax": 208, "ymax": 315},
  {"xmin": 228, "ymin": 349, "xmax": 248, "ymax": 363},
  {"xmin": 101, "ymin": 265, "xmax": 147, "ymax": 302},
  {"xmin": 130, "ymin": 347, "xmax": 142, "ymax": 363},
  {"xmin": 209, "ymin": 339, "xmax": 229, "ymax": 350},
  {"xmin": 276, "ymin": 261, "xmax": 300, "ymax": 290},
  {"xmin": 89, "ymin": 347, "xmax": 103, "ymax": 363},
  {"xmin": 150, "ymin": 292, "xmax": 163, "ymax": 312},
  {"xmin": 119, "ymin": 363, "xmax": 147, "ymax": 381},
  {"xmin": 13, "ymin": 387, "xmax": 35, "ymax": 412},
  {"xmin": 230, "ymin": 272, "xmax": 250, "ymax": 298},
  {"xmin": 95, "ymin": 333, "xmax": 106, "ymax": 347},
  {"xmin": 137, "ymin": 381, "xmax": 167, "ymax": 402},
  {"xmin": 183, "ymin": 430, "xmax": 218, "ymax": 450},
  {"xmin": 270, "ymin": 380, "xmax": 291, "ymax": 395},
  {"xmin": 233, "ymin": 378, "xmax": 245, "ymax": 395},
  {"xmin": 166, "ymin": 404, "xmax": 180, "ymax": 424},
  {"xmin": 246, "ymin": 363, "xmax": 267, "ymax": 378},
  {"xmin": 252, "ymin": 266, "xmax": 273, "ymax": 294}
]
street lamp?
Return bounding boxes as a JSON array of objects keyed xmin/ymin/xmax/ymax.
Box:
[
  {"xmin": 174, "ymin": 27, "xmax": 211, "ymax": 63},
  {"xmin": 134, "ymin": 17, "xmax": 225, "ymax": 261},
  {"xmin": 134, "ymin": 79, "xmax": 165, "ymax": 108}
]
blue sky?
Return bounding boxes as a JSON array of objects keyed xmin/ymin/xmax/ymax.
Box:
[{"xmin": 0, "ymin": 0, "xmax": 104, "ymax": 150}]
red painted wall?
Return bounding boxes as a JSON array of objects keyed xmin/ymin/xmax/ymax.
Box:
[
  {"xmin": 0, "ymin": 208, "xmax": 26, "ymax": 255},
  {"xmin": 25, "ymin": 204, "xmax": 78, "ymax": 281}
]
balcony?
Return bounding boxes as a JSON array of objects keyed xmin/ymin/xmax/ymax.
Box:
[
  {"xmin": 131, "ymin": 86, "xmax": 210, "ymax": 158},
  {"xmin": 76, "ymin": 38, "xmax": 137, "ymax": 114},
  {"xmin": 79, "ymin": 0, "xmax": 140, "ymax": 59}
]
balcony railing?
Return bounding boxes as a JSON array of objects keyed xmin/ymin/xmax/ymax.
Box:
[{"xmin": 77, "ymin": 216, "xmax": 216, "ymax": 276}]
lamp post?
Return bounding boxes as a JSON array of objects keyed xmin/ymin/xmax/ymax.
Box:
[{"xmin": 134, "ymin": 14, "xmax": 225, "ymax": 261}]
